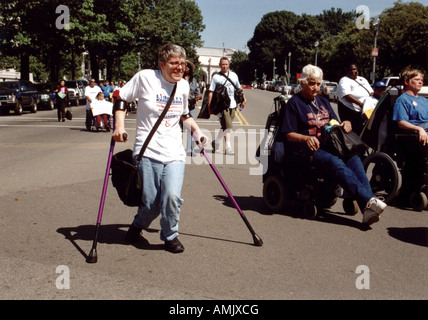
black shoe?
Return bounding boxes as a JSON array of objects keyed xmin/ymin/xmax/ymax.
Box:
[
  {"xmin": 125, "ymin": 224, "xmax": 143, "ymax": 243},
  {"xmin": 165, "ymin": 237, "xmax": 184, "ymax": 253}
]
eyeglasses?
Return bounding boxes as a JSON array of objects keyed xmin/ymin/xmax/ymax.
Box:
[{"xmin": 167, "ymin": 61, "xmax": 186, "ymax": 68}]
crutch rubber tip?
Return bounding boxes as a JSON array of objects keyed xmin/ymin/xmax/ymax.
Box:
[
  {"xmin": 86, "ymin": 249, "xmax": 98, "ymax": 263},
  {"xmin": 253, "ymin": 234, "xmax": 263, "ymax": 247}
]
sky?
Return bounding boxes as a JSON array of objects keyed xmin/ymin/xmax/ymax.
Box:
[{"xmin": 193, "ymin": 0, "xmax": 428, "ymax": 51}]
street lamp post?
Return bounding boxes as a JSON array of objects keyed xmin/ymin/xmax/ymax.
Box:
[
  {"xmin": 284, "ymin": 60, "xmax": 287, "ymax": 84},
  {"xmin": 288, "ymin": 52, "xmax": 291, "ymax": 84},
  {"xmin": 273, "ymin": 58, "xmax": 276, "ymax": 81},
  {"xmin": 314, "ymin": 41, "xmax": 319, "ymax": 66},
  {"xmin": 372, "ymin": 17, "xmax": 380, "ymax": 84}
]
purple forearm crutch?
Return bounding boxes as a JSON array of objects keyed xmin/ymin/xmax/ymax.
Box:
[
  {"xmin": 193, "ymin": 134, "xmax": 263, "ymax": 246},
  {"xmin": 86, "ymin": 115, "xmax": 127, "ymax": 263}
]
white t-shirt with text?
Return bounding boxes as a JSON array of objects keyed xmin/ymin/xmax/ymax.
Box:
[{"xmin": 119, "ymin": 69, "xmax": 189, "ymax": 163}]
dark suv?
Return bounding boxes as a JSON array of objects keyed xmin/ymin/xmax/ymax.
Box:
[{"xmin": 0, "ymin": 80, "xmax": 38, "ymax": 115}]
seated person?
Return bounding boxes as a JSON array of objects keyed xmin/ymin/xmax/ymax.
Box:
[
  {"xmin": 392, "ymin": 67, "xmax": 428, "ymax": 200},
  {"xmin": 372, "ymin": 81, "xmax": 387, "ymax": 101},
  {"xmin": 281, "ymin": 64, "xmax": 386, "ymax": 226},
  {"xmin": 90, "ymin": 92, "xmax": 113, "ymax": 131},
  {"xmin": 393, "ymin": 67, "xmax": 428, "ymax": 143}
]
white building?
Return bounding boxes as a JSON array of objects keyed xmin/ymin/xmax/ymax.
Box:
[
  {"xmin": 196, "ymin": 47, "xmax": 236, "ymax": 85},
  {"xmin": 0, "ymin": 68, "xmax": 33, "ymax": 82}
]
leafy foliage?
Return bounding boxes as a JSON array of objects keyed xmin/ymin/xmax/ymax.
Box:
[
  {"xmin": 245, "ymin": 2, "xmax": 428, "ymax": 83},
  {"xmin": 0, "ymin": 0, "xmax": 204, "ymax": 82}
]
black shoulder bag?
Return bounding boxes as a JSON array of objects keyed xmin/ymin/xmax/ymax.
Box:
[
  {"xmin": 111, "ymin": 83, "xmax": 177, "ymax": 207},
  {"xmin": 322, "ymin": 125, "xmax": 368, "ymax": 160},
  {"xmin": 209, "ymin": 76, "xmax": 230, "ymax": 115},
  {"xmin": 219, "ymin": 72, "xmax": 245, "ymax": 104}
]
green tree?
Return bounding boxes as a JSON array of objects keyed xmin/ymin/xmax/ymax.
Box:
[
  {"xmin": 0, "ymin": 0, "xmax": 50, "ymax": 80},
  {"xmin": 230, "ymin": 51, "xmax": 253, "ymax": 83},
  {"xmin": 1, "ymin": 0, "xmax": 205, "ymax": 82},
  {"xmin": 377, "ymin": 1, "xmax": 428, "ymax": 76},
  {"xmin": 247, "ymin": 11, "xmax": 300, "ymax": 81}
]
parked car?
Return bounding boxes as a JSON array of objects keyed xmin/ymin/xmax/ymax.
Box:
[
  {"xmin": 274, "ymin": 81, "xmax": 285, "ymax": 92},
  {"xmin": 328, "ymin": 86, "xmax": 338, "ymax": 102},
  {"xmin": 267, "ymin": 81, "xmax": 276, "ymax": 91},
  {"xmin": 378, "ymin": 76, "xmax": 401, "ymax": 96},
  {"xmin": 261, "ymin": 80, "xmax": 272, "ymax": 90},
  {"xmin": 0, "ymin": 80, "xmax": 38, "ymax": 115},
  {"xmin": 291, "ymin": 84, "xmax": 301, "ymax": 95},
  {"xmin": 321, "ymin": 81, "xmax": 337, "ymax": 96},
  {"xmin": 65, "ymin": 80, "xmax": 86, "ymax": 105},
  {"xmin": 35, "ymin": 83, "xmax": 56, "ymax": 110}
]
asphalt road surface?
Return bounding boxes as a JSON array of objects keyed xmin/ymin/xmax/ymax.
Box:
[{"xmin": 0, "ymin": 89, "xmax": 427, "ymax": 305}]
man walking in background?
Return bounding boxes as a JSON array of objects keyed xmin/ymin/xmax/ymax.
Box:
[{"xmin": 207, "ymin": 57, "xmax": 246, "ymax": 155}]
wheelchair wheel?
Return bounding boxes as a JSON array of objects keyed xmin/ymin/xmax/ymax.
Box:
[
  {"xmin": 263, "ymin": 175, "xmax": 287, "ymax": 212},
  {"xmin": 409, "ymin": 191, "xmax": 428, "ymax": 212},
  {"xmin": 363, "ymin": 152, "xmax": 402, "ymax": 204},
  {"xmin": 342, "ymin": 198, "xmax": 359, "ymax": 215},
  {"xmin": 304, "ymin": 200, "xmax": 317, "ymax": 219}
]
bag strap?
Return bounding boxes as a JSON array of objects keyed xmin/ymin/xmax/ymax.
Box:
[
  {"xmin": 219, "ymin": 72, "xmax": 239, "ymax": 90},
  {"xmin": 135, "ymin": 83, "xmax": 177, "ymax": 164},
  {"xmin": 350, "ymin": 77, "xmax": 371, "ymax": 95}
]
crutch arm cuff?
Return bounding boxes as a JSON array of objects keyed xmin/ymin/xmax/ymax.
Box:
[{"xmin": 113, "ymin": 100, "xmax": 127, "ymax": 112}]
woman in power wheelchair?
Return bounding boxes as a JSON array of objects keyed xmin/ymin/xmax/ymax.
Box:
[
  {"xmin": 262, "ymin": 64, "xmax": 387, "ymax": 225},
  {"xmin": 359, "ymin": 68, "xmax": 428, "ymax": 211},
  {"xmin": 361, "ymin": 68, "xmax": 428, "ymax": 211}
]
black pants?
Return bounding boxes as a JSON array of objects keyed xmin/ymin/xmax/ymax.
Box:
[
  {"xmin": 56, "ymin": 100, "xmax": 66, "ymax": 121},
  {"xmin": 337, "ymin": 101, "xmax": 364, "ymax": 136},
  {"xmin": 85, "ymin": 109, "xmax": 93, "ymax": 131}
]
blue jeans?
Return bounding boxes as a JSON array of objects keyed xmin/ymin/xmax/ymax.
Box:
[
  {"xmin": 313, "ymin": 149, "xmax": 374, "ymax": 211},
  {"xmin": 132, "ymin": 156, "xmax": 185, "ymax": 241}
]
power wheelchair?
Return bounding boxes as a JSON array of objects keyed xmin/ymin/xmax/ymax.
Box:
[
  {"xmin": 259, "ymin": 95, "xmax": 358, "ymax": 218},
  {"xmin": 360, "ymin": 80, "xmax": 428, "ymax": 211}
]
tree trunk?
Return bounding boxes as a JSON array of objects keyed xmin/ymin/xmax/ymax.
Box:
[
  {"xmin": 20, "ymin": 50, "xmax": 30, "ymax": 81},
  {"xmin": 90, "ymin": 51, "xmax": 99, "ymax": 82}
]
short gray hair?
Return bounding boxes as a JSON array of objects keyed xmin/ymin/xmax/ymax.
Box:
[
  {"xmin": 158, "ymin": 44, "xmax": 186, "ymax": 64},
  {"xmin": 299, "ymin": 64, "xmax": 323, "ymax": 84}
]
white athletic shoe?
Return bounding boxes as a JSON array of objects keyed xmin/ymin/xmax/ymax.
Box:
[
  {"xmin": 366, "ymin": 197, "xmax": 387, "ymax": 215},
  {"xmin": 362, "ymin": 197, "xmax": 387, "ymax": 225}
]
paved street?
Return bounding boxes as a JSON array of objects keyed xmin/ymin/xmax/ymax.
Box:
[{"xmin": 0, "ymin": 89, "xmax": 427, "ymax": 303}]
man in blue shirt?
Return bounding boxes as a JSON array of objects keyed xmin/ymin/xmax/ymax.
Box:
[{"xmin": 101, "ymin": 80, "xmax": 114, "ymax": 101}]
